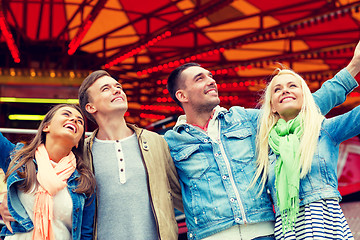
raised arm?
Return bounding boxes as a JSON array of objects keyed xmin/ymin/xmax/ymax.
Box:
[
  {"xmin": 313, "ymin": 41, "xmax": 360, "ymax": 115},
  {"xmin": 327, "ymin": 105, "xmax": 360, "ymax": 145}
]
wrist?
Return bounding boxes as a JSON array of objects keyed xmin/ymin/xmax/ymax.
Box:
[{"xmin": 346, "ymin": 59, "xmax": 360, "ymax": 77}]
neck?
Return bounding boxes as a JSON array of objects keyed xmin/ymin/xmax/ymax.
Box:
[
  {"xmin": 95, "ymin": 113, "xmax": 133, "ymax": 140},
  {"xmin": 185, "ymin": 108, "xmax": 214, "ymax": 128},
  {"xmin": 44, "ymin": 140, "xmax": 73, "ymax": 163}
]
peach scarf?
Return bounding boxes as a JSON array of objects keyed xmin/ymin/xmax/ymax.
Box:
[{"xmin": 33, "ymin": 144, "xmax": 76, "ymax": 240}]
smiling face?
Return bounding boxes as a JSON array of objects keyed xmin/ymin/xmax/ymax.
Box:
[
  {"xmin": 85, "ymin": 75, "xmax": 128, "ymax": 118},
  {"xmin": 43, "ymin": 106, "xmax": 85, "ymax": 147},
  {"xmin": 271, "ymin": 73, "xmax": 304, "ymax": 122},
  {"xmin": 176, "ymin": 66, "xmax": 220, "ymax": 113}
]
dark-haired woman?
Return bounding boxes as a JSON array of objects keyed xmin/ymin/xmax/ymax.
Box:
[{"xmin": 0, "ymin": 104, "xmax": 96, "ymax": 240}]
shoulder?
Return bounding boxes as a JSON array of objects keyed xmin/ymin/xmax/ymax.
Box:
[{"xmin": 131, "ymin": 124, "xmax": 165, "ymax": 143}]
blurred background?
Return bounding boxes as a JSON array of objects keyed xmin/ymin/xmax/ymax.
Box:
[
  {"xmin": 1, "ymin": 0, "xmax": 360, "ymax": 132},
  {"xmin": 1, "ymin": 0, "xmax": 360, "ymax": 238}
]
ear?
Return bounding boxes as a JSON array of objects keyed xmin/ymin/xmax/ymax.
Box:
[
  {"xmin": 43, "ymin": 124, "xmax": 50, "ymax": 133},
  {"xmin": 85, "ymin": 103, "xmax": 97, "ymax": 114},
  {"xmin": 175, "ymin": 89, "xmax": 188, "ymax": 104},
  {"xmin": 271, "ymin": 105, "xmax": 277, "ymax": 114}
]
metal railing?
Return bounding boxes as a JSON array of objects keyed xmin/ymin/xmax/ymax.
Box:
[{"xmin": 0, "ymin": 128, "xmax": 92, "ymax": 136}]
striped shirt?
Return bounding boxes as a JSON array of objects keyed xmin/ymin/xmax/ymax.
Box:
[{"xmin": 274, "ymin": 198, "xmax": 354, "ymax": 240}]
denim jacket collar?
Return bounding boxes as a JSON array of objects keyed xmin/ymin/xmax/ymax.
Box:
[{"xmin": 174, "ymin": 105, "xmax": 227, "ymax": 132}]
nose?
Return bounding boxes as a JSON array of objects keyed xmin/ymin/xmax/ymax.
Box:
[
  {"xmin": 69, "ymin": 116, "xmax": 78, "ymax": 124},
  {"xmin": 111, "ymin": 86, "xmax": 121, "ymax": 94},
  {"xmin": 207, "ymin": 76, "xmax": 216, "ymax": 86},
  {"xmin": 281, "ymin": 87, "xmax": 290, "ymax": 94}
]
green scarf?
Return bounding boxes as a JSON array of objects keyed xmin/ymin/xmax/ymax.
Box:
[{"xmin": 268, "ymin": 115, "xmax": 303, "ymax": 232}]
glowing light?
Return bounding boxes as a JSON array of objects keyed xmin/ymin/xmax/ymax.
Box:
[
  {"xmin": 0, "ymin": 97, "xmax": 78, "ymax": 104},
  {"xmin": 104, "ymin": 31, "xmax": 173, "ymax": 69},
  {"xmin": 68, "ymin": 20, "xmax": 93, "ymax": 55},
  {"xmin": 0, "ymin": 11, "xmax": 20, "ymax": 63},
  {"xmin": 9, "ymin": 114, "xmax": 45, "ymax": 121}
]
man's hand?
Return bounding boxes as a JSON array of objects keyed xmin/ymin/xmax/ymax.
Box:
[
  {"xmin": 346, "ymin": 40, "xmax": 360, "ymax": 77},
  {"xmin": 0, "ymin": 193, "xmax": 14, "ymax": 233}
]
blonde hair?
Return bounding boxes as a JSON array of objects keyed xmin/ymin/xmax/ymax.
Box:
[{"xmin": 253, "ymin": 69, "xmax": 324, "ymax": 192}]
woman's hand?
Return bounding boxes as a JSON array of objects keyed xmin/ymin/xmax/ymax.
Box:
[{"xmin": 0, "ymin": 193, "xmax": 14, "ymax": 233}]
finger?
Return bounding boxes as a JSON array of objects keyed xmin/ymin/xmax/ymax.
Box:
[
  {"xmin": 4, "ymin": 220, "xmax": 13, "ymax": 233},
  {"xmin": 2, "ymin": 214, "xmax": 15, "ymax": 221}
]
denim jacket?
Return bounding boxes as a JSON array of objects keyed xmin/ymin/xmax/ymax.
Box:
[
  {"xmin": 0, "ymin": 133, "xmax": 95, "ymax": 240},
  {"xmin": 268, "ymin": 105, "xmax": 360, "ymax": 216},
  {"xmin": 164, "ymin": 68, "xmax": 357, "ymax": 240}
]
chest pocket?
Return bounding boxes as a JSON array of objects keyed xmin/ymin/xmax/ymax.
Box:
[
  {"xmin": 172, "ymin": 144, "xmax": 212, "ymax": 179},
  {"xmin": 222, "ymin": 128, "xmax": 255, "ymax": 164}
]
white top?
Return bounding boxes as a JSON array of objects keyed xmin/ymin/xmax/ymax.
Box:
[{"xmin": 5, "ymin": 184, "xmax": 73, "ymax": 239}]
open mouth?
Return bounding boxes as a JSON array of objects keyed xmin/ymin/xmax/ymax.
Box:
[
  {"xmin": 64, "ymin": 123, "xmax": 77, "ymax": 133},
  {"xmin": 280, "ymin": 96, "xmax": 295, "ymax": 103},
  {"xmin": 112, "ymin": 96, "xmax": 124, "ymax": 102},
  {"xmin": 205, "ymin": 88, "xmax": 217, "ymax": 94}
]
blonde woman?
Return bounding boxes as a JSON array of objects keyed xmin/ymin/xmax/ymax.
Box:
[
  {"xmin": 254, "ymin": 69, "xmax": 356, "ymax": 239},
  {"xmin": 0, "ymin": 104, "xmax": 96, "ymax": 240}
]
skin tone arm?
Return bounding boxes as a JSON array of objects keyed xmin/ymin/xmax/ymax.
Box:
[{"xmin": 345, "ymin": 41, "xmax": 360, "ymax": 77}]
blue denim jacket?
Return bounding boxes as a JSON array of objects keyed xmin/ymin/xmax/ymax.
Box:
[
  {"xmin": 164, "ymin": 68, "xmax": 357, "ymax": 240},
  {"xmin": 268, "ymin": 105, "xmax": 360, "ymax": 216},
  {"xmin": 0, "ymin": 133, "xmax": 95, "ymax": 240}
]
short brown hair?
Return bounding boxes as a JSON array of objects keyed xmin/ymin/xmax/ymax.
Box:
[
  {"xmin": 167, "ymin": 63, "xmax": 200, "ymax": 107},
  {"xmin": 78, "ymin": 70, "xmax": 110, "ymax": 123}
]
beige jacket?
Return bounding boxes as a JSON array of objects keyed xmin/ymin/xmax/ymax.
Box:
[{"xmin": 84, "ymin": 124, "xmax": 183, "ymax": 240}]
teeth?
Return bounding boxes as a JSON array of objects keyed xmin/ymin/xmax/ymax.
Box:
[{"xmin": 64, "ymin": 124, "xmax": 76, "ymax": 133}]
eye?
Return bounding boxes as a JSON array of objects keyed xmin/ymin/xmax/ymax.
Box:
[
  {"xmin": 290, "ymin": 84, "xmax": 297, "ymax": 88},
  {"xmin": 274, "ymin": 87, "xmax": 280, "ymax": 93},
  {"xmin": 101, "ymin": 87, "xmax": 109, "ymax": 92},
  {"xmin": 77, "ymin": 119, "xmax": 84, "ymax": 125},
  {"xmin": 63, "ymin": 112, "xmax": 70, "ymax": 116}
]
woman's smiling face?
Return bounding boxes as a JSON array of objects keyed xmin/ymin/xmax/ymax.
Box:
[{"xmin": 271, "ymin": 73, "xmax": 304, "ymax": 122}]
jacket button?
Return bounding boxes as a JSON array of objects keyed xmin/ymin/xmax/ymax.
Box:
[
  {"xmin": 76, "ymin": 208, "xmax": 80, "ymax": 212},
  {"xmin": 74, "ymin": 227, "xmax": 77, "ymax": 232}
]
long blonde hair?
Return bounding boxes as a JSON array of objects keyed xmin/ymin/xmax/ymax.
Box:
[{"xmin": 253, "ymin": 69, "xmax": 324, "ymax": 192}]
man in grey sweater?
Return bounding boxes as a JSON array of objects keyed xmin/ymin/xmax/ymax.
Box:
[
  {"xmin": 78, "ymin": 70, "xmax": 183, "ymax": 239},
  {"xmin": 0, "ymin": 70, "xmax": 183, "ymax": 240}
]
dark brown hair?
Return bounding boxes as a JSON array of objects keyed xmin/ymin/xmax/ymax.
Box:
[
  {"xmin": 167, "ymin": 62, "xmax": 200, "ymax": 107},
  {"xmin": 5, "ymin": 104, "xmax": 96, "ymax": 196}
]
